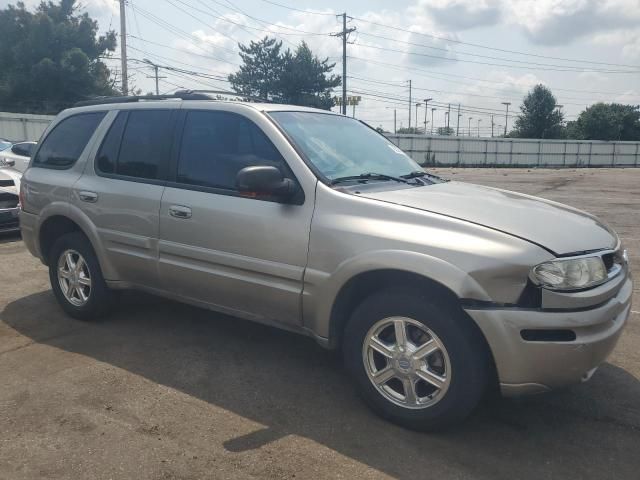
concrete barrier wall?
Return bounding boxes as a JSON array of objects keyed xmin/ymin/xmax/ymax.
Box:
[
  {"xmin": 386, "ymin": 134, "xmax": 640, "ymax": 167},
  {"xmin": 0, "ymin": 112, "xmax": 54, "ymax": 142},
  {"xmin": 2, "ymin": 112, "xmax": 640, "ymax": 167}
]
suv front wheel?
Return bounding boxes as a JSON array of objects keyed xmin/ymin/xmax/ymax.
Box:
[
  {"xmin": 343, "ymin": 289, "xmax": 489, "ymax": 430},
  {"xmin": 48, "ymin": 232, "xmax": 113, "ymax": 320}
]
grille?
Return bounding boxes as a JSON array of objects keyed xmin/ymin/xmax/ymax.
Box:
[
  {"xmin": 0, "ymin": 191, "xmax": 18, "ymax": 209},
  {"xmin": 0, "ymin": 179, "xmax": 14, "ymax": 187},
  {"xmin": 602, "ymin": 252, "xmax": 615, "ymax": 271}
]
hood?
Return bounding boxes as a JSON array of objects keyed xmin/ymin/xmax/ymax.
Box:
[{"xmin": 360, "ymin": 181, "xmax": 617, "ymax": 255}]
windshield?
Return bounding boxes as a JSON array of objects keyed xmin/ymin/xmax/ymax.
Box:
[
  {"xmin": 269, "ymin": 112, "xmax": 421, "ymax": 181},
  {"xmin": 0, "ymin": 140, "xmax": 11, "ymax": 152}
]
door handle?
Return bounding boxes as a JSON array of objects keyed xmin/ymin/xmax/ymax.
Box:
[
  {"xmin": 78, "ymin": 191, "xmax": 98, "ymax": 203},
  {"xmin": 169, "ymin": 205, "xmax": 192, "ymax": 219}
]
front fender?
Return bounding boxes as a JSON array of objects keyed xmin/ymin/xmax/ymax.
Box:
[{"xmin": 302, "ymin": 249, "xmax": 492, "ymax": 340}]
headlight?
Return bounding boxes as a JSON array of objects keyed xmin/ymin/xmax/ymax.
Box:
[{"xmin": 531, "ymin": 256, "xmax": 607, "ymax": 290}]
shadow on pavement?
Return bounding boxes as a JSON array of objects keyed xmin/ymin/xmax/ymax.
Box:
[{"xmin": 3, "ymin": 290, "xmax": 640, "ymax": 479}]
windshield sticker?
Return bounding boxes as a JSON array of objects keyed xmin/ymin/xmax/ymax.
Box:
[{"xmin": 387, "ymin": 144, "xmax": 404, "ymax": 155}]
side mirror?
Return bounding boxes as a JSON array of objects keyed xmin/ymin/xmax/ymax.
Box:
[
  {"xmin": 12, "ymin": 144, "xmax": 32, "ymax": 157},
  {"xmin": 236, "ymin": 166, "xmax": 297, "ymax": 200}
]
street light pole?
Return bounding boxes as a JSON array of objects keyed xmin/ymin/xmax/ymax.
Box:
[
  {"xmin": 477, "ymin": 118, "xmax": 482, "ymax": 137},
  {"xmin": 423, "ymin": 98, "xmax": 432, "ymax": 135},
  {"xmin": 502, "ymin": 102, "xmax": 511, "ymax": 136},
  {"xmin": 415, "ymin": 103, "xmax": 421, "ymax": 132},
  {"xmin": 431, "ymin": 108, "xmax": 436, "ymax": 135},
  {"xmin": 468, "ymin": 117, "xmax": 473, "ymax": 136},
  {"xmin": 491, "ymin": 115, "xmax": 495, "ymax": 137}
]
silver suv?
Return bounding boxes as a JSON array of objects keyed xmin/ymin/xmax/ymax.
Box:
[{"xmin": 20, "ymin": 93, "xmax": 632, "ymax": 430}]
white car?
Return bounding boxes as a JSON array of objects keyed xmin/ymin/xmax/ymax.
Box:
[
  {"xmin": 0, "ymin": 167, "xmax": 20, "ymax": 233},
  {"xmin": 0, "ymin": 142, "xmax": 36, "ymax": 173}
]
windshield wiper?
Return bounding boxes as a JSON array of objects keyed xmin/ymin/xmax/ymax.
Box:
[
  {"xmin": 331, "ymin": 172, "xmax": 410, "ymax": 185},
  {"xmin": 401, "ymin": 170, "xmax": 446, "ymax": 182}
]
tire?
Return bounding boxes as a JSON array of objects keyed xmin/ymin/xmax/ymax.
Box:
[
  {"xmin": 48, "ymin": 231, "xmax": 113, "ymax": 320},
  {"xmin": 343, "ymin": 288, "xmax": 489, "ymax": 431}
]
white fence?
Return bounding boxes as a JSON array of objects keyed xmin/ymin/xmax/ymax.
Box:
[
  {"xmin": 2, "ymin": 112, "xmax": 640, "ymax": 167},
  {"xmin": 0, "ymin": 112, "xmax": 54, "ymax": 142},
  {"xmin": 386, "ymin": 134, "xmax": 640, "ymax": 168}
]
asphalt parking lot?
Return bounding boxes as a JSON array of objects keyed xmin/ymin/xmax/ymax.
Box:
[{"xmin": 1, "ymin": 168, "xmax": 638, "ymax": 480}]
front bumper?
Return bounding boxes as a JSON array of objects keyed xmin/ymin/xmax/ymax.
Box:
[
  {"xmin": 0, "ymin": 206, "xmax": 20, "ymax": 232},
  {"xmin": 465, "ymin": 274, "xmax": 633, "ymax": 396}
]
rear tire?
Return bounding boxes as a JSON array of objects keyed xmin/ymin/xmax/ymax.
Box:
[
  {"xmin": 48, "ymin": 232, "xmax": 113, "ymax": 320},
  {"xmin": 343, "ymin": 288, "xmax": 489, "ymax": 431}
]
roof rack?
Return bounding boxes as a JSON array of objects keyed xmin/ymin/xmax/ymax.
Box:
[{"xmin": 74, "ymin": 89, "xmax": 270, "ymax": 107}]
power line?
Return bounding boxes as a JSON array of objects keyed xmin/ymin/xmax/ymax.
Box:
[
  {"xmin": 356, "ymin": 31, "xmax": 640, "ymax": 71},
  {"xmin": 255, "ymin": 0, "xmax": 335, "ymax": 16},
  {"xmin": 352, "ymin": 41, "xmax": 639, "ymax": 74},
  {"xmin": 347, "ymin": 56, "xmax": 640, "ymax": 99},
  {"xmin": 349, "ymin": 15, "xmax": 640, "ymax": 69}
]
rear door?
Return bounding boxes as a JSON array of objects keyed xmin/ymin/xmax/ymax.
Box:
[
  {"xmin": 72, "ymin": 107, "xmax": 177, "ymax": 287},
  {"xmin": 158, "ymin": 107, "xmax": 315, "ymax": 326}
]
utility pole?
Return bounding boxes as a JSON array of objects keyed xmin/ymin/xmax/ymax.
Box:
[
  {"xmin": 424, "ymin": 98, "xmax": 432, "ymax": 135},
  {"xmin": 477, "ymin": 118, "xmax": 482, "ymax": 137},
  {"xmin": 394, "ymin": 109, "xmax": 397, "ymax": 134},
  {"xmin": 408, "ymin": 80, "xmax": 412, "ymax": 129},
  {"xmin": 143, "ymin": 59, "xmax": 167, "ymax": 96},
  {"xmin": 119, "ymin": 0, "xmax": 128, "ymax": 95},
  {"xmin": 415, "ymin": 103, "xmax": 421, "ymax": 132},
  {"xmin": 502, "ymin": 102, "xmax": 511, "ymax": 136},
  {"xmin": 431, "ymin": 108, "xmax": 436, "ymax": 135},
  {"xmin": 491, "ymin": 115, "xmax": 495, "ymax": 137},
  {"xmin": 468, "ymin": 117, "xmax": 473, "ymax": 136},
  {"xmin": 456, "ymin": 104, "xmax": 461, "ymax": 136},
  {"xmin": 332, "ymin": 14, "xmax": 355, "ymax": 115},
  {"xmin": 446, "ymin": 103, "xmax": 451, "ymax": 130}
]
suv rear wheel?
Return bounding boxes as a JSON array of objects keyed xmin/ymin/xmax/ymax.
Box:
[
  {"xmin": 343, "ymin": 289, "xmax": 489, "ymax": 430},
  {"xmin": 49, "ymin": 232, "xmax": 113, "ymax": 320}
]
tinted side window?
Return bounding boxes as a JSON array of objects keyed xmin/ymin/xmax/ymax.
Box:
[
  {"xmin": 96, "ymin": 113, "xmax": 127, "ymax": 174},
  {"xmin": 177, "ymin": 111, "xmax": 286, "ymax": 190},
  {"xmin": 116, "ymin": 110, "xmax": 173, "ymax": 180},
  {"xmin": 33, "ymin": 112, "xmax": 105, "ymax": 168}
]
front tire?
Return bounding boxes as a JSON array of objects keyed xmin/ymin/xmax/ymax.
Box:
[
  {"xmin": 343, "ymin": 289, "xmax": 489, "ymax": 430},
  {"xmin": 48, "ymin": 232, "xmax": 113, "ymax": 320}
]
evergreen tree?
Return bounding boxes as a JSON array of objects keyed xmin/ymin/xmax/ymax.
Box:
[
  {"xmin": 512, "ymin": 85, "xmax": 564, "ymax": 139},
  {"xmin": 0, "ymin": 0, "xmax": 117, "ymax": 113}
]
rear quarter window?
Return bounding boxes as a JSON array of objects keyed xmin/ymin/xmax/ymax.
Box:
[{"xmin": 33, "ymin": 112, "xmax": 106, "ymax": 169}]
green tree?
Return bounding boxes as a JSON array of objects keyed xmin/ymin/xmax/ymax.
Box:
[
  {"xmin": 228, "ymin": 37, "xmax": 285, "ymax": 101},
  {"xmin": 397, "ymin": 127, "xmax": 422, "ymax": 134},
  {"xmin": 229, "ymin": 37, "xmax": 341, "ymax": 109},
  {"xmin": 278, "ymin": 42, "xmax": 340, "ymax": 109},
  {"xmin": 512, "ymin": 84, "xmax": 564, "ymax": 139},
  {"xmin": 436, "ymin": 126, "xmax": 455, "ymax": 136},
  {"xmin": 0, "ymin": 0, "xmax": 117, "ymax": 113},
  {"xmin": 571, "ymin": 103, "xmax": 640, "ymax": 141}
]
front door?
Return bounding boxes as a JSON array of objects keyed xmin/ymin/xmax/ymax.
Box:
[{"xmin": 158, "ymin": 109, "xmax": 315, "ymax": 326}]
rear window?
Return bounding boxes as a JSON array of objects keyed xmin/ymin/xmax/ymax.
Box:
[
  {"xmin": 33, "ymin": 112, "xmax": 105, "ymax": 169},
  {"xmin": 96, "ymin": 110, "xmax": 173, "ymax": 181}
]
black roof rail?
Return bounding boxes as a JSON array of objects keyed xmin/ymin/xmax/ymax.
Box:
[{"xmin": 74, "ymin": 89, "xmax": 271, "ymax": 107}]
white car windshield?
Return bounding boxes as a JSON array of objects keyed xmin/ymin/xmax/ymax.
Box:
[{"xmin": 269, "ymin": 111, "xmax": 421, "ymax": 182}]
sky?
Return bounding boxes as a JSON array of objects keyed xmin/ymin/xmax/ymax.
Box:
[{"xmin": 4, "ymin": 0, "xmax": 640, "ymax": 134}]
